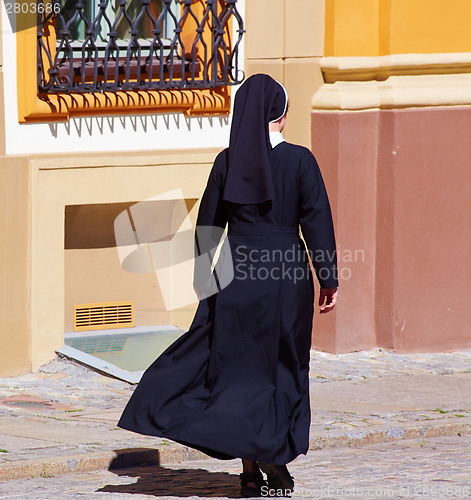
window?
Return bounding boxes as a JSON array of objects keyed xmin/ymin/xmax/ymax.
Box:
[
  {"xmin": 37, "ymin": 0, "xmax": 244, "ymax": 93},
  {"xmin": 59, "ymin": 0, "xmax": 176, "ymax": 42}
]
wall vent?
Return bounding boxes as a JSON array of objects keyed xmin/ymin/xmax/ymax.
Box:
[{"xmin": 74, "ymin": 301, "xmax": 134, "ymax": 332}]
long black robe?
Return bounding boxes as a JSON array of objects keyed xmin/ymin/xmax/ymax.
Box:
[{"xmin": 118, "ymin": 141, "xmax": 338, "ymax": 465}]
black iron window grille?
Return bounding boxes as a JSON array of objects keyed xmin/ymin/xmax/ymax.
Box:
[{"xmin": 37, "ymin": 0, "xmax": 244, "ymax": 94}]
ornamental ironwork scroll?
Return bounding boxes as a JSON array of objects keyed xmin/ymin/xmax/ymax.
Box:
[{"xmin": 37, "ymin": 0, "xmax": 244, "ymax": 93}]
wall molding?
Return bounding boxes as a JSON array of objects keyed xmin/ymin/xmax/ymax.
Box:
[{"xmin": 313, "ymin": 54, "xmax": 471, "ymax": 110}]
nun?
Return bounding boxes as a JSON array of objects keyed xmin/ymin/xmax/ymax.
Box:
[{"xmin": 118, "ymin": 74, "xmax": 339, "ymax": 497}]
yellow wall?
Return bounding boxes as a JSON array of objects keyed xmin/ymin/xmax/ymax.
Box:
[
  {"xmin": 325, "ymin": 0, "xmax": 380, "ymax": 56},
  {"xmin": 325, "ymin": 0, "xmax": 471, "ymax": 57}
]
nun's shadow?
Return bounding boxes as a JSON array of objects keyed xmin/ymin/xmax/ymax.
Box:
[{"xmin": 97, "ymin": 450, "xmax": 240, "ymax": 498}]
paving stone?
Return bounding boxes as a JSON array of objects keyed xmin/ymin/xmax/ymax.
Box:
[
  {"xmin": 0, "ymin": 435, "xmax": 470, "ymax": 499},
  {"xmin": 0, "ymin": 349, "xmax": 471, "ymax": 489}
]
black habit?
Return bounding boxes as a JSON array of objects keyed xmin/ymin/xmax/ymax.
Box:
[{"xmin": 118, "ymin": 141, "xmax": 338, "ymax": 465}]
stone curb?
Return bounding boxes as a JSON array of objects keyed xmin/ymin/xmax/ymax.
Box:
[
  {"xmin": 1, "ymin": 418, "xmax": 470, "ymax": 482},
  {"xmin": 309, "ymin": 417, "xmax": 471, "ymax": 450},
  {"xmin": 0, "ymin": 446, "xmax": 208, "ymax": 482}
]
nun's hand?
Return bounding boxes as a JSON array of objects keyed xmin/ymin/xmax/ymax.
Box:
[{"xmin": 319, "ymin": 287, "xmax": 338, "ymax": 314}]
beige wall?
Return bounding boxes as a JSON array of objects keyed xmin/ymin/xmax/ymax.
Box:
[
  {"xmin": 245, "ymin": 0, "xmax": 325, "ymax": 148},
  {"xmin": 63, "ymin": 198, "xmax": 198, "ymax": 332},
  {"xmin": 1, "ymin": 0, "xmax": 338, "ymax": 376},
  {"xmin": 0, "ymin": 157, "xmax": 32, "ymax": 376},
  {"xmin": 64, "ymin": 248, "xmax": 170, "ymax": 333},
  {"xmin": 0, "ymin": 149, "xmax": 218, "ymax": 376},
  {"xmin": 0, "ymin": 6, "xmax": 4, "ymax": 156},
  {"xmin": 6, "ymin": 0, "xmax": 471, "ymax": 378}
]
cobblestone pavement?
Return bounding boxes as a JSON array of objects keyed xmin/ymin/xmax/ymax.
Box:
[
  {"xmin": 307, "ymin": 350, "xmax": 471, "ymax": 439},
  {"xmin": 1, "ymin": 348, "xmax": 471, "ymax": 412},
  {"xmin": 0, "ymin": 434, "xmax": 469, "ymax": 499},
  {"xmin": 308, "ymin": 349, "xmax": 471, "ymax": 382},
  {"xmin": 1, "ymin": 349, "xmax": 471, "ymax": 471}
]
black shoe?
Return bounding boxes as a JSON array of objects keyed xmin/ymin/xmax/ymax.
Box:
[
  {"xmin": 239, "ymin": 471, "xmax": 267, "ymax": 498},
  {"xmin": 258, "ymin": 463, "xmax": 294, "ymax": 496}
]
